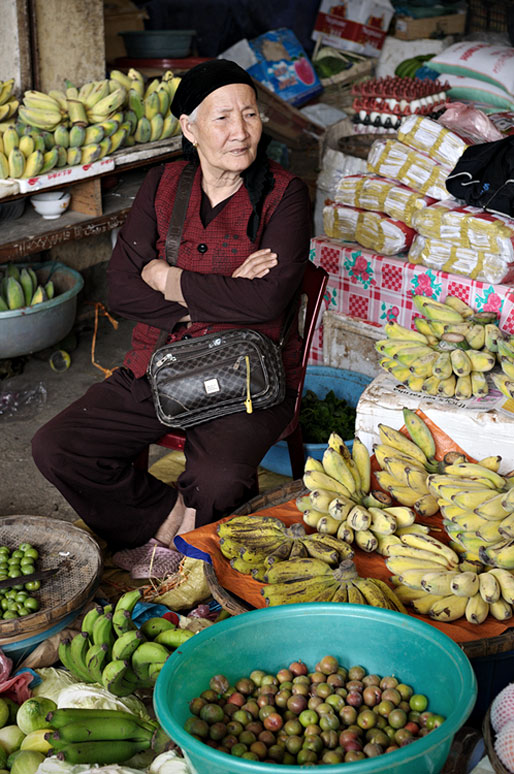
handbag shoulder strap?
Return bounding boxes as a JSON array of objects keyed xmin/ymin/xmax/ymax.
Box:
[{"xmin": 164, "ymin": 162, "xmax": 197, "ymax": 266}]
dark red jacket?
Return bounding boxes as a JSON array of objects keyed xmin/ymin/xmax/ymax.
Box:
[{"xmin": 108, "ymin": 160, "xmax": 311, "ymax": 389}]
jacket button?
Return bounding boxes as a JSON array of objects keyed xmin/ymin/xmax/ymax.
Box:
[{"xmin": 197, "ymin": 243, "xmax": 208, "ymax": 253}]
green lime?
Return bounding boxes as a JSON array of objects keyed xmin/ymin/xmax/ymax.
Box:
[
  {"xmin": 24, "ymin": 597, "xmax": 39, "ymax": 612},
  {"xmin": 24, "ymin": 581, "xmax": 40, "ymax": 592},
  {"xmin": 7, "ymin": 569, "xmax": 20, "ymax": 579},
  {"xmin": 20, "ymin": 565, "xmax": 35, "ymax": 576},
  {"xmin": 11, "ymin": 550, "xmax": 23, "ymax": 560},
  {"xmin": 19, "ymin": 557, "xmax": 33, "ymax": 567},
  {"xmin": 18, "ymin": 544, "xmax": 32, "ymax": 552},
  {"xmin": 0, "ymin": 600, "xmax": 8, "ymax": 611},
  {"xmin": 15, "ymin": 592, "xmax": 27, "ymax": 603},
  {"xmin": 409, "ymin": 694, "xmax": 428, "ymax": 712},
  {"xmin": 24, "ymin": 548, "xmax": 38, "ymax": 561},
  {"xmin": 3, "ymin": 611, "xmax": 17, "ymax": 619}
]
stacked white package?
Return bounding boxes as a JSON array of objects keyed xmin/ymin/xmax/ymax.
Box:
[{"xmin": 355, "ymin": 371, "xmax": 514, "ymax": 471}]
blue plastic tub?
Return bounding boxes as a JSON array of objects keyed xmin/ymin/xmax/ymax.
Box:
[
  {"xmin": 260, "ymin": 366, "xmax": 373, "ymax": 477},
  {"xmin": 154, "ymin": 603, "xmax": 477, "ymax": 774}
]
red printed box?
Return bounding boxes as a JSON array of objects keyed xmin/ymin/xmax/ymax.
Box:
[{"xmin": 309, "ymin": 237, "xmax": 514, "ymax": 335}]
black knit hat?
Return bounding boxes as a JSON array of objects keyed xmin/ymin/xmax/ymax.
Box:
[{"xmin": 170, "ymin": 58, "xmax": 257, "ymax": 118}]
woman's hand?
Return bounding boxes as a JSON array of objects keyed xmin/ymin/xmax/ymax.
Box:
[
  {"xmin": 141, "ymin": 259, "xmax": 171, "ymax": 294},
  {"xmin": 232, "ymin": 248, "xmax": 277, "ymax": 279}
]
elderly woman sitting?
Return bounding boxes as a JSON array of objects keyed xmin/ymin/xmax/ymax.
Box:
[{"xmin": 31, "ymin": 59, "xmax": 312, "ymax": 578}]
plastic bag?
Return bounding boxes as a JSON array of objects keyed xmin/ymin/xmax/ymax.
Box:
[
  {"xmin": 438, "ymin": 102, "xmax": 504, "ymax": 144},
  {"xmin": 146, "ymin": 557, "xmax": 211, "ymax": 610},
  {"xmin": 334, "ymin": 174, "xmax": 435, "ymax": 226},
  {"xmin": 0, "ymin": 381, "xmax": 46, "ymax": 420},
  {"xmin": 397, "ymin": 114, "xmax": 469, "ymax": 171},
  {"xmin": 408, "ymin": 234, "xmax": 514, "ymax": 284},
  {"xmin": 366, "ymin": 139, "xmax": 450, "ymax": 200},
  {"xmin": 323, "ymin": 202, "xmax": 416, "ymax": 255}
]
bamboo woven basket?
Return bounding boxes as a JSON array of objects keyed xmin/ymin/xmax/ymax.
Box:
[
  {"xmin": 0, "ymin": 515, "xmax": 103, "ymax": 638},
  {"xmin": 483, "ymin": 705, "xmax": 511, "ymax": 774}
]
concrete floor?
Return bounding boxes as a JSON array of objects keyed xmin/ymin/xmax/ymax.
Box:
[{"xmin": 0, "ymin": 314, "xmax": 167, "ymax": 522}]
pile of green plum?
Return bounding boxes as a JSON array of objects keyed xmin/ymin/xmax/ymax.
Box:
[
  {"xmin": 184, "ymin": 655, "xmax": 446, "ymax": 765},
  {"xmin": 0, "ymin": 543, "xmax": 41, "ymax": 620}
]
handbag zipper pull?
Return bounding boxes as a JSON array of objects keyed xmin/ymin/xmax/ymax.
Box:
[{"xmin": 244, "ymin": 355, "xmax": 253, "ymax": 414}]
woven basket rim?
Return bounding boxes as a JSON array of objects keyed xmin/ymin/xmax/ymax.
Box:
[
  {"xmin": 483, "ymin": 705, "xmax": 512, "ymax": 774},
  {"xmin": 0, "ymin": 515, "xmax": 103, "ymax": 637}
]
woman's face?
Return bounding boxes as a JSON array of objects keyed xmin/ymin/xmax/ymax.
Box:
[{"xmin": 181, "ymin": 83, "xmax": 262, "ymax": 177}]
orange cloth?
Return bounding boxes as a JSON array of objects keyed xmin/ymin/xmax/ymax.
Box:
[{"xmin": 180, "ymin": 410, "xmax": 512, "ymax": 645}]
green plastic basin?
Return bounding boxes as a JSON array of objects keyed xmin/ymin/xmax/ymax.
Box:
[{"xmin": 154, "ymin": 603, "xmax": 477, "ymax": 774}]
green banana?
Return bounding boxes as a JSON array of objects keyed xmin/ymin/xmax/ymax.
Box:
[
  {"xmin": 50, "ymin": 739, "xmax": 150, "ymax": 764},
  {"xmin": 6, "ymin": 277, "xmax": 25, "ymax": 309},
  {"xmin": 50, "ymin": 716, "xmax": 153, "ymax": 744},
  {"xmin": 112, "ymin": 608, "xmax": 137, "ymax": 638},
  {"xmin": 111, "ymin": 629, "xmax": 146, "ymax": 661},
  {"xmin": 46, "ymin": 708, "xmax": 152, "ymax": 730},
  {"xmin": 131, "ymin": 641, "xmax": 170, "ymax": 682},
  {"xmin": 85, "ymin": 643, "xmax": 110, "ymax": 683},
  {"xmin": 134, "ymin": 116, "xmax": 151, "ymax": 144},
  {"xmin": 114, "ymin": 588, "xmax": 143, "ymax": 616},
  {"xmin": 80, "ymin": 604, "xmax": 103, "ymax": 639},
  {"xmin": 154, "ymin": 628, "xmax": 195, "ymax": 649},
  {"xmin": 69, "ymin": 632, "xmax": 95, "ymax": 682},
  {"xmin": 91, "ymin": 612, "xmax": 115, "ymax": 653},
  {"xmin": 140, "ymin": 616, "xmax": 176, "ymax": 639},
  {"xmin": 101, "ymin": 660, "xmax": 139, "ymax": 698}
]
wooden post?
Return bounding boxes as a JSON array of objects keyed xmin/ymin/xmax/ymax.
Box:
[{"xmin": 69, "ymin": 178, "xmax": 103, "ymax": 216}]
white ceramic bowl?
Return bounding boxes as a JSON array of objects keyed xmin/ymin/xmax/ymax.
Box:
[{"xmin": 30, "ymin": 190, "xmax": 71, "ymax": 220}]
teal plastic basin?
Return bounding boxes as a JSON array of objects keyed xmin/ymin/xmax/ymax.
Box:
[
  {"xmin": 154, "ymin": 604, "xmax": 477, "ymax": 774},
  {"xmin": 260, "ymin": 366, "xmax": 373, "ymax": 477}
]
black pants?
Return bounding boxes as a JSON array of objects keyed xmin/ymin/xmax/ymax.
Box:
[{"xmin": 32, "ymin": 367, "xmax": 295, "ymax": 549}]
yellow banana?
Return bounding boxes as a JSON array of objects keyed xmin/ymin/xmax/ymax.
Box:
[
  {"xmin": 322, "ymin": 448, "xmax": 357, "ymax": 496},
  {"xmin": 352, "ymin": 578, "xmax": 389, "ymax": 609},
  {"xmin": 368, "ymin": 508, "xmax": 397, "ymax": 535},
  {"xmin": 382, "ymin": 506, "xmax": 416, "ymax": 527},
  {"xmin": 309, "ymin": 489, "xmax": 337, "ymax": 513},
  {"xmin": 387, "ymin": 544, "xmax": 453, "ymax": 569},
  {"xmin": 421, "ymin": 570, "xmax": 459, "ymax": 595},
  {"xmin": 471, "ymin": 371, "xmax": 488, "ymax": 398},
  {"xmin": 375, "ymin": 533, "xmax": 402, "ymax": 556},
  {"xmin": 404, "ymin": 467, "xmax": 430, "ymax": 494},
  {"xmin": 303, "ymin": 470, "xmax": 352, "ymax": 499},
  {"xmin": 305, "ymin": 456, "xmax": 324, "ymax": 473},
  {"xmin": 413, "ymin": 294, "xmax": 464, "ymax": 321},
  {"xmin": 412, "ymin": 592, "xmax": 447, "ymax": 615},
  {"xmin": 444, "ymin": 462, "xmax": 506, "ymax": 490},
  {"xmin": 467, "ymin": 349, "xmax": 496, "ymax": 372},
  {"xmin": 393, "ymin": 583, "xmax": 427, "ymax": 602},
  {"xmin": 387, "ymin": 485, "xmax": 425, "ymax": 508},
  {"xmin": 352, "ymin": 436, "xmax": 371, "ymax": 495},
  {"xmin": 455, "ymin": 375, "xmax": 472, "ymax": 400},
  {"xmin": 336, "ymin": 521, "xmax": 354, "ymax": 544},
  {"xmin": 378, "ymin": 424, "xmax": 429, "ymax": 468},
  {"xmin": 386, "ymin": 555, "xmax": 448, "ymax": 579},
  {"xmin": 399, "ymin": 533, "xmax": 459, "ymax": 567},
  {"xmin": 478, "ymin": 456, "xmax": 502, "ymax": 473},
  {"xmin": 444, "ymin": 295, "xmax": 475, "ymax": 318},
  {"xmin": 433, "ymin": 351, "xmax": 453, "ymax": 379},
  {"xmin": 429, "ymin": 594, "xmax": 468, "ymax": 622},
  {"xmin": 450, "ymin": 571, "xmax": 480, "ymax": 597},
  {"xmin": 396, "ymin": 568, "xmax": 435, "ymax": 590},
  {"xmin": 346, "ymin": 581, "xmax": 367, "ymax": 605},
  {"xmin": 478, "ymin": 571, "xmax": 501, "ymax": 604},
  {"xmin": 302, "ymin": 510, "xmax": 324, "ymax": 529},
  {"xmin": 477, "ymin": 520, "xmax": 503, "ymax": 543},
  {"xmin": 422, "ymin": 375, "xmax": 441, "ymax": 395},
  {"xmin": 492, "ymin": 373, "xmax": 514, "ymax": 400},
  {"xmin": 489, "ymin": 598, "xmax": 513, "ymax": 620},
  {"xmin": 452, "ymin": 488, "xmax": 502, "ymax": 510},
  {"xmin": 488, "ymin": 567, "xmax": 514, "ymax": 604},
  {"xmin": 384, "ymin": 321, "xmax": 429, "ymax": 342},
  {"xmin": 347, "ymin": 505, "xmax": 371, "ymax": 532},
  {"xmin": 354, "ymin": 529, "xmax": 378, "ymax": 553},
  {"xmin": 396, "ymin": 524, "xmax": 431, "ymax": 535},
  {"xmin": 328, "ymin": 496, "xmax": 355, "ymax": 521},
  {"xmin": 474, "ymin": 492, "xmax": 513, "ymax": 520},
  {"xmin": 465, "ymin": 593, "xmax": 489, "ymax": 624},
  {"xmin": 316, "ymin": 515, "xmax": 341, "ymax": 536}
]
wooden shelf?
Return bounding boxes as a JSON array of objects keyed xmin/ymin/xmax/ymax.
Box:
[{"xmin": 0, "ymin": 138, "xmax": 182, "ymax": 264}]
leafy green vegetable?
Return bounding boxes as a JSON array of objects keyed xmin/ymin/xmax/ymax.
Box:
[{"xmin": 299, "ymin": 390, "xmax": 356, "ymax": 444}]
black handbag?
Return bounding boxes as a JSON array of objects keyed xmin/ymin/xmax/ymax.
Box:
[{"xmin": 147, "ymin": 163, "xmax": 290, "ymax": 429}]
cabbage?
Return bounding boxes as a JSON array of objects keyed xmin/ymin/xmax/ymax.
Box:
[
  {"xmin": 56, "ymin": 684, "xmax": 151, "ymax": 723},
  {"xmin": 35, "ymin": 761, "xmax": 144, "ymax": 774},
  {"xmin": 10, "ymin": 750, "xmax": 44, "ymax": 774},
  {"xmin": 148, "ymin": 752, "xmax": 192, "ymax": 774},
  {"xmin": 32, "ymin": 669, "xmax": 79, "ymax": 704}
]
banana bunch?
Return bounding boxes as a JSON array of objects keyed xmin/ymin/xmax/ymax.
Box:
[
  {"xmin": 124, "ymin": 69, "xmax": 182, "ymax": 145},
  {"xmin": 493, "ymin": 337, "xmax": 514, "ymax": 400},
  {"xmin": 0, "ymin": 263, "xmax": 55, "ymax": 311},
  {"xmin": 426, "ymin": 458, "xmax": 514, "ymax": 571},
  {"xmin": 394, "ymin": 55, "xmax": 435, "ymax": 78},
  {"xmin": 44, "ymin": 707, "xmax": 171, "ymax": 764},
  {"xmin": 261, "ymin": 556, "xmax": 406, "ymax": 612},
  {"xmin": 0, "ymin": 78, "xmax": 19, "ymax": 122},
  {"xmin": 57, "ymin": 589, "xmax": 194, "ymax": 697},
  {"xmin": 19, "ymin": 89, "xmax": 68, "ymax": 131},
  {"xmin": 217, "ymin": 514, "xmax": 354, "ymax": 581},
  {"xmin": 376, "ymin": 294, "xmax": 503, "ymax": 399},
  {"xmin": 393, "ymin": 562, "xmax": 514, "ymax": 624}
]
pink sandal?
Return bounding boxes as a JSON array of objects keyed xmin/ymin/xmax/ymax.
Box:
[{"xmin": 112, "ymin": 538, "xmax": 182, "ymax": 579}]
